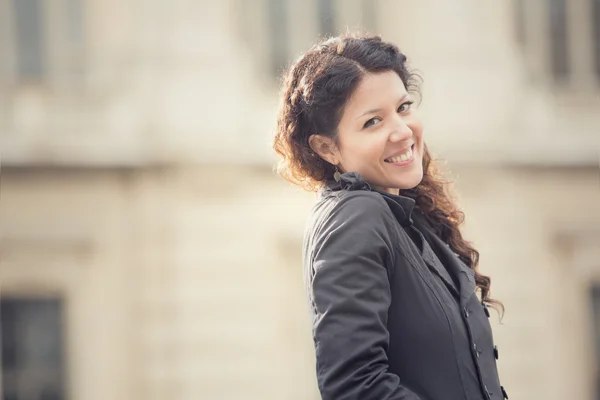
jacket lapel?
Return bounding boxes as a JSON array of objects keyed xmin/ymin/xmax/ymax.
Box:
[
  {"xmin": 411, "ymin": 212, "xmax": 476, "ymax": 306},
  {"xmin": 425, "ymin": 232, "xmax": 477, "ymax": 306},
  {"xmin": 380, "ymin": 195, "xmax": 476, "ymax": 306},
  {"xmin": 420, "ymin": 240, "xmax": 460, "ymax": 299},
  {"xmin": 383, "ymin": 197, "xmax": 461, "ymax": 299}
]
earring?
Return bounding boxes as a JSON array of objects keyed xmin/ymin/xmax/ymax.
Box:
[{"xmin": 333, "ymin": 166, "xmax": 341, "ymax": 182}]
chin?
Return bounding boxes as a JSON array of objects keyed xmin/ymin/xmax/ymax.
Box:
[{"xmin": 396, "ymin": 170, "xmax": 424, "ymax": 190}]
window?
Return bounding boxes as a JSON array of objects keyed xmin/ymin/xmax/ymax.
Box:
[
  {"xmin": 514, "ymin": 0, "xmax": 600, "ymax": 87},
  {"xmin": 318, "ymin": 0, "xmax": 336, "ymax": 37},
  {"xmin": 267, "ymin": 0, "xmax": 290, "ymax": 78},
  {"xmin": 7, "ymin": 0, "xmax": 85, "ymax": 83},
  {"xmin": 591, "ymin": 286, "xmax": 600, "ymax": 399},
  {"xmin": 260, "ymin": 0, "xmax": 375, "ymax": 79},
  {"xmin": 361, "ymin": 0, "xmax": 377, "ymax": 33},
  {"xmin": 65, "ymin": 0, "xmax": 84, "ymax": 46},
  {"xmin": 12, "ymin": 0, "xmax": 45, "ymax": 80},
  {"xmin": 514, "ymin": 0, "xmax": 526, "ymax": 45},
  {"xmin": 65, "ymin": 0, "xmax": 85, "ymax": 77},
  {"xmin": 593, "ymin": 0, "xmax": 600, "ymax": 79},
  {"xmin": 1, "ymin": 297, "xmax": 67, "ymax": 400},
  {"xmin": 548, "ymin": 0, "xmax": 569, "ymax": 80}
]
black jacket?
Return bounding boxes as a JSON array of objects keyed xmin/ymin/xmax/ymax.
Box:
[{"xmin": 303, "ymin": 172, "xmax": 507, "ymax": 400}]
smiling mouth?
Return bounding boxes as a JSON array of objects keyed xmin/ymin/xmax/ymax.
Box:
[{"xmin": 384, "ymin": 145, "xmax": 414, "ymax": 163}]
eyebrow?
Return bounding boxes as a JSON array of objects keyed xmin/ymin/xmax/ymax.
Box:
[{"xmin": 356, "ymin": 94, "xmax": 410, "ymax": 119}]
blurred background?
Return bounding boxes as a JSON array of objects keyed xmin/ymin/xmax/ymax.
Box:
[{"xmin": 0, "ymin": 0, "xmax": 599, "ymax": 399}]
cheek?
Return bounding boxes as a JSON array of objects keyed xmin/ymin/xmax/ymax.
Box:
[
  {"xmin": 336, "ymin": 133, "xmax": 371, "ymax": 169},
  {"xmin": 342, "ymin": 133, "xmax": 377, "ymax": 158},
  {"xmin": 412, "ymin": 121, "xmax": 424, "ymax": 145}
]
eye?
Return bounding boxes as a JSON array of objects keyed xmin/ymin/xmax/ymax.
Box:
[
  {"xmin": 363, "ymin": 117, "xmax": 382, "ymax": 129},
  {"xmin": 398, "ymin": 100, "xmax": 414, "ymax": 113}
]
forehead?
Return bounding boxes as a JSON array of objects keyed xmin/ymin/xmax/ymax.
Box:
[{"xmin": 346, "ymin": 71, "xmax": 408, "ymax": 112}]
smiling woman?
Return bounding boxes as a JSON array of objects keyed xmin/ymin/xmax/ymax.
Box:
[{"xmin": 273, "ymin": 33, "xmax": 507, "ymax": 400}]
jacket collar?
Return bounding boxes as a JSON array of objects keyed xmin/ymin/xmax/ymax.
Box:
[{"xmin": 321, "ymin": 172, "xmax": 415, "ymax": 225}]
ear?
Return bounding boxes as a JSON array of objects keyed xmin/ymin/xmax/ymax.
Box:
[{"xmin": 308, "ymin": 134, "xmax": 339, "ymax": 165}]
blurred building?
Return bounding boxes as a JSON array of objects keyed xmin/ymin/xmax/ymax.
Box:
[{"xmin": 0, "ymin": 0, "xmax": 599, "ymax": 399}]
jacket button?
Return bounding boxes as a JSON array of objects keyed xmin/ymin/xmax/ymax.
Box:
[
  {"xmin": 494, "ymin": 345, "xmax": 499, "ymax": 359},
  {"xmin": 501, "ymin": 385, "xmax": 509, "ymax": 399},
  {"xmin": 463, "ymin": 307, "xmax": 470, "ymax": 318},
  {"xmin": 473, "ymin": 343, "xmax": 481, "ymax": 357}
]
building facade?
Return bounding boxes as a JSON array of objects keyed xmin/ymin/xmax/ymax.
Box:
[{"xmin": 0, "ymin": 1, "xmax": 599, "ymax": 399}]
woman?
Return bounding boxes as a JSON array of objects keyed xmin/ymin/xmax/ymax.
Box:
[{"xmin": 273, "ymin": 33, "xmax": 507, "ymax": 400}]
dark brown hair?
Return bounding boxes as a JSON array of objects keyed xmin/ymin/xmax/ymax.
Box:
[{"xmin": 273, "ymin": 33, "xmax": 503, "ymax": 315}]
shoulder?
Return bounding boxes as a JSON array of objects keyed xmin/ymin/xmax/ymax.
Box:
[
  {"xmin": 302, "ymin": 190, "xmax": 401, "ymax": 278},
  {"xmin": 308, "ymin": 190, "xmax": 399, "ymax": 244}
]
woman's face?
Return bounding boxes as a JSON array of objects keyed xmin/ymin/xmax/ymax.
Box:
[{"xmin": 333, "ymin": 70, "xmax": 424, "ymax": 195}]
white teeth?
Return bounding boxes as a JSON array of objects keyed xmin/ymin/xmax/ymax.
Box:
[{"xmin": 385, "ymin": 147, "xmax": 413, "ymax": 163}]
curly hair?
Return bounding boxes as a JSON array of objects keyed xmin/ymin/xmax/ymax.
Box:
[{"xmin": 273, "ymin": 33, "xmax": 503, "ymax": 315}]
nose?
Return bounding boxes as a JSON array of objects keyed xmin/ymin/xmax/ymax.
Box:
[{"xmin": 389, "ymin": 115, "xmax": 412, "ymax": 142}]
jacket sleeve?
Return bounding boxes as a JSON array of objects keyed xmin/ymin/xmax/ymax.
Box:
[{"xmin": 307, "ymin": 193, "xmax": 422, "ymax": 400}]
